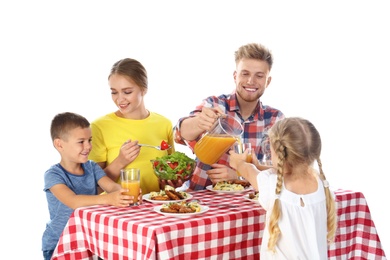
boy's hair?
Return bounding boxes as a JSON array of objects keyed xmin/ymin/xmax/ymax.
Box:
[
  {"xmin": 234, "ymin": 43, "xmax": 273, "ymax": 70},
  {"xmin": 267, "ymin": 117, "xmax": 337, "ymax": 252},
  {"xmin": 50, "ymin": 112, "xmax": 90, "ymax": 141},
  {"xmin": 109, "ymin": 58, "xmax": 148, "ymax": 91}
]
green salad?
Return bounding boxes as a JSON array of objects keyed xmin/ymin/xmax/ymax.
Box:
[{"xmin": 151, "ymin": 152, "xmax": 196, "ymax": 180}]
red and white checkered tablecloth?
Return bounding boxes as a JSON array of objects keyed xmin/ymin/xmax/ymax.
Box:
[
  {"xmin": 51, "ymin": 189, "xmax": 387, "ymax": 260},
  {"xmin": 329, "ymin": 189, "xmax": 386, "ymax": 260},
  {"xmin": 52, "ymin": 189, "xmax": 265, "ymax": 260}
]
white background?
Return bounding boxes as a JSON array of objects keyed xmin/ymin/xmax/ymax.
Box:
[{"xmin": 1, "ymin": 1, "xmax": 389, "ymax": 258}]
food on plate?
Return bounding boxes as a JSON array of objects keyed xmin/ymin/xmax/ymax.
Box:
[
  {"xmin": 151, "ymin": 195, "xmax": 170, "ymax": 201},
  {"xmin": 149, "ymin": 185, "xmax": 188, "ymax": 201},
  {"xmin": 230, "ymin": 179, "xmax": 251, "ymax": 187},
  {"xmin": 248, "ymin": 191, "xmax": 259, "ymax": 200},
  {"xmin": 160, "ymin": 201, "xmax": 201, "ymax": 213},
  {"xmin": 165, "ymin": 189, "xmax": 183, "ymax": 200},
  {"xmin": 212, "ymin": 179, "xmax": 251, "ymax": 191},
  {"xmin": 151, "ymin": 151, "xmax": 196, "ymax": 181}
]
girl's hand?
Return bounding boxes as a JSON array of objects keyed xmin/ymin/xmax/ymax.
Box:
[{"xmin": 228, "ymin": 149, "xmax": 248, "ymax": 170}]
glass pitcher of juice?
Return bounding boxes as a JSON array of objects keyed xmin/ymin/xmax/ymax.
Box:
[{"xmin": 194, "ymin": 114, "xmax": 244, "ymax": 165}]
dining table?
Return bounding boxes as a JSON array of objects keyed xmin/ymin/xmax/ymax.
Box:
[{"xmin": 51, "ymin": 188, "xmax": 387, "ymax": 260}]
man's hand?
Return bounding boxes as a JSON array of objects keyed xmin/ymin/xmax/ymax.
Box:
[
  {"xmin": 195, "ymin": 107, "xmax": 223, "ymax": 132},
  {"xmin": 206, "ymin": 163, "xmax": 237, "ymax": 184}
]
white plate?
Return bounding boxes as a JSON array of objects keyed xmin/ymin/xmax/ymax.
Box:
[
  {"xmin": 142, "ymin": 193, "xmax": 193, "ymax": 204},
  {"xmin": 206, "ymin": 185, "xmax": 252, "ymax": 194},
  {"xmin": 243, "ymin": 193, "xmax": 259, "ymax": 203},
  {"xmin": 153, "ymin": 205, "xmax": 209, "ymax": 218}
]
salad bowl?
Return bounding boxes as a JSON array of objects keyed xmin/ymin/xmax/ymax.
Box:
[{"xmin": 151, "ymin": 152, "xmax": 196, "ymax": 181}]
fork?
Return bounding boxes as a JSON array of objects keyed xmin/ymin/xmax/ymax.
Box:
[{"xmin": 138, "ymin": 143, "xmax": 171, "ymax": 150}]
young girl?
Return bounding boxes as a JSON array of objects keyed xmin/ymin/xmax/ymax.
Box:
[
  {"xmin": 89, "ymin": 58, "xmax": 176, "ymax": 194},
  {"xmin": 229, "ymin": 117, "xmax": 337, "ymax": 259}
]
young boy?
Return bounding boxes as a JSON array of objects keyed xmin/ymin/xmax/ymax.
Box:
[{"xmin": 42, "ymin": 112, "xmax": 141, "ymax": 260}]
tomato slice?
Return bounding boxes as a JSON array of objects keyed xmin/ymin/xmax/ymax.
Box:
[
  {"xmin": 167, "ymin": 162, "xmax": 178, "ymax": 169},
  {"xmin": 160, "ymin": 140, "xmax": 170, "ymax": 150}
]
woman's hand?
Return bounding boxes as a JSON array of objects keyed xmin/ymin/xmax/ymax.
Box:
[{"xmin": 119, "ymin": 140, "xmax": 141, "ymax": 166}]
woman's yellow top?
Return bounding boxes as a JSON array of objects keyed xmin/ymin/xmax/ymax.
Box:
[{"xmin": 89, "ymin": 112, "xmax": 175, "ymax": 194}]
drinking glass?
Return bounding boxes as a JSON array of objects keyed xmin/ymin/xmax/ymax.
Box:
[
  {"xmin": 260, "ymin": 153, "xmax": 272, "ymax": 166},
  {"xmin": 120, "ymin": 168, "xmax": 140, "ymax": 206},
  {"xmin": 233, "ymin": 142, "xmax": 252, "ymax": 176},
  {"xmin": 260, "ymin": 137, "xmax": 272, "ymax": 166}
]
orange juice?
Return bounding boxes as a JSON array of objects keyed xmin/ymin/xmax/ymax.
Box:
[
  {"xmin": 121, "ymin": 180, "xmax": 140, "ymax": 203},
  {"xmin": 245, "ymin": 154, "xmax": 253, "ymax": 163},
  {"xmin": 234, "ymin": 141, "xmax": 252, "ymax": 176},
  {"xmin": 194, "ymin": 134, "xmax": 237, "ymax": 165}
]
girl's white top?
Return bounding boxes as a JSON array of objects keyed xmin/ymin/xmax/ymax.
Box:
[{"xmin": 257, "ymin": 169, "xmax": 331, "ymax": 260}]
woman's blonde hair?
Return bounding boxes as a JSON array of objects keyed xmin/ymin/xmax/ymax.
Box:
[{"xmin": 267, "ymin": 117, "xmax": 337, "ymax": 252}]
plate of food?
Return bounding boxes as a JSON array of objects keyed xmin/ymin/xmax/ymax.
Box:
[
  {"xmin": 153, "ymin": 201, "xmax": 209, "ymax": 218},
  {"xmin": 243, "ymin": 191, "xmax": 259, "ymax": 203},
  {"xmin": 143, "ymin": 190, "xmax": 193, "ymax": 204},
  {"xmin": 206, "ymin": 179, "xmax": 253, "ymax": 194}
]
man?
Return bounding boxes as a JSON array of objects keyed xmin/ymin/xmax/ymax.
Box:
[{"xmin": 174, "ymin": 43, "xmax": 285, "ymax": 191}]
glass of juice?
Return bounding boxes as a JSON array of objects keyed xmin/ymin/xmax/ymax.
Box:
[
  {"xmin": 233, "ymin": 142, "xmax": 252, "ymax": 176},
  {"xmin": 242, "ymin": 143, "xmax": 253, "ymax": 163},
  {"xmin": 194, "ymin": 114, "xmax": 243, "ymax": 165},
  {"xmin": 120, "ymin": 168, "xmax": 140, "ymax": 206}
]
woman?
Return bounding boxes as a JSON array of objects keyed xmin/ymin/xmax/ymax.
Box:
[{"xmin": 89, "ymin": 58, "xmax": 175, "ymax": 194}]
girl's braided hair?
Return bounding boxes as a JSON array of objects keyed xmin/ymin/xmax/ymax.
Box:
[{"xmin": 267, "ymin": 117, "xmax": 337, "ymax": 252}]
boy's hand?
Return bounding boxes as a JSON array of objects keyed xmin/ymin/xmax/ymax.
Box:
[{"xmin": 108, "ymin": 189, "xmax": 133, "ymax": 207}]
